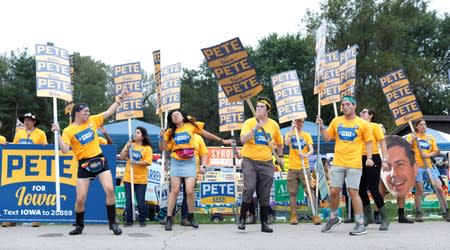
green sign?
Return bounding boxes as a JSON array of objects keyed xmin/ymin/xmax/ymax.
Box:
[
  {"xmin": 115, "ymin": 186, "xmax": 126, "ymax": 208},
  {"xmin": 274, "ymin": 179, "xmax": 304, "ymax": 202}
]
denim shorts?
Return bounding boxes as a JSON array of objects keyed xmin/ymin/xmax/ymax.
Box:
[
  {"xmin": 330, "ymin": 166, "xmax": 362, "ymax": 189},
  {"xmin": 416, "ymin": 167, "xmax": 440, "ymax": 182}
]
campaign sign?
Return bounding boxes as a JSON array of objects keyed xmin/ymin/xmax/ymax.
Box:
[
  {"xmin": 218, "ymin": 86, "xmax": 244, "ymax": 132},
  {"xmin": 145, "ymin": 162, "xmax": 163, "ymax": 202},
  {"xmin": 378, "ymin": 68, "xmax": 423, "ymax": 126},
  {"xmin": 274, "ymin": 179, "xmax": 304, "ymax": 202},
  {"xmin": 154, "ymin": 183, "xmax": 183, "ymax": 209},
  {"xmin": 200, "ymin": 181, "xmax": 235, "ymax": 205},
  {"xmin": 114, "ymin": 62, "xmax": 143, "ymax": 120},
  {"xmin": 320, "ymin": 51, "xmax": 341, "ymax": 106},
  {"xmin": 339, "ymin": 45, "xmax": 357, "ymax": 98},
  {"xmin": 271, "ymin": 70, "xmax": 307, "ymax": 124},
  {"xmin": 0, "ymin": 144, "xmax": 116, "ymax": 223},
  {"xmin": 202, "ymin": 37, "xmax": 263, "ymax": 102},
  {"xmin": 206, "ymin": 147, "xmax": 242, "ymax": 167},
  {"xmin": 314, "ymin": 23, "xmax": 327, "ymax": 94},
  {"xmin": 35, "ymin": 44, "xmax": 72, "ymax": 101},
  {"xmin": 153, "ymin": 50, "xmax": 163, "ymax": 115},
  {"xmin": 161, "ymin": 63, "xmax": 182, "ymax": 112}
]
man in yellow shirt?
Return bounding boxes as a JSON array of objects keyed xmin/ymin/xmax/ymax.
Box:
[
  {"xmin": 238, "ymin": 96, "xmax": 283, "ymax": 233},
  {"xmin": 52, "ymin": 90, "xmax": 128, "ymax": 235},
  {"xmin": 317, "ymin": 96, "xmax": 373, "ymax": 236},
  {"xmin": 3, "ymin": 113, "xmax": 47, "ymax": 228}
]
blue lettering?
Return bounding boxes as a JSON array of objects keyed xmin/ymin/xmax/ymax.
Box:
[
  {"xmin": 7, "ymin": 155, "xmax": 22, "ymax": 177},
  {"xmin": 60, "ymin": 156, "xmax": 72, "ymax": 178},
  {"xmin": 25, "ymin": 155, "xmax": 39, "ymax": 176}
]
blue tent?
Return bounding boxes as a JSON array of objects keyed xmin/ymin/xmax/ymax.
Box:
[
  {"xmin": 423, "ymin": 128, "xmax": 450, "ymax": 151},
  {"xmin": 280, "ymin": 120, "xmax": 335, "ymax": 153},
  {"xmin": 100, "ymin": 120, "xmax": 161, "ymax": 153}
]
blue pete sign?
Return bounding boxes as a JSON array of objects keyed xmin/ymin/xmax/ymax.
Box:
[{"xmin": 0, "ymin": 144, "xmax": 117, "ymax": 223}]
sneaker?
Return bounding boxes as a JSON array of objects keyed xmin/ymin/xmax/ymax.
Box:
[
  {"xmin": 321, "ymin": 217, "xmax": 342, "ymax": 233},
  {"xmin": 109, "ymin": 223, "xmax": 123, "ymax": 235},
  {"xmin": 398, "ymin": 214, "xmax": 414, "ymax": 223},
  {"xmin": 312, "ymin": 215, "xmax": 322, "ymax": 225},
  {"xmin": 180, "ymin": 219, "xmax": 192, "ymax": 226},
  {"xmin": 415, "ymin": 211, "xmax": 423, "ymax": 222},
  {"xmin": 349, "ymin": 223, "xmax": 367, "ymax": 236}
]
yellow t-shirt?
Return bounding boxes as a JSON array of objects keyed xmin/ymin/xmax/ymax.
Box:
[
  {"xmin": 98, "ymin": 137, "xmax": 108, "ymax": 145},
  {"xmin": 13, "ymin": 128, "xmax": 48, "ymax": 144},
  {"xmin": 240, "ymin": 117, "xmax": 283, "ymax": 161},
  {"xmin": 0, "ymin": 135, "xmax": 6, "ymax": 144},
  {"xmin": 285, "ymin": 130, "xmax": 313, "ymax": 170},
  {"xmin": 164, "ymin": 122, "xmax": 204, "ymax": 160},
  {"xmin": 62, "ymin": 114, "xmax": 104, "ymax": 160},
  {"xmin": 123, "ymin": 143, "xmax": 153, "ymax": 184},
  {"xmin": 362, "ymin": 122, "xmax": 385, "ymax": 155},
  {"xmin": 326, "ymin": 116, "xmax": 373, "ymax": 168},
  {"xmin": 193, "ymin": 134, "xmax": 208, "ymax": 173},
  {"xmin": 405, "ymin": 133, "xmax": 438, "ymax": 168}
]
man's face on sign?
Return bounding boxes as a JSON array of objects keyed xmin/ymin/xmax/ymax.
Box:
[{"xmin": 381, "ymin": 145, "xmax": 418, "ymax": 198}]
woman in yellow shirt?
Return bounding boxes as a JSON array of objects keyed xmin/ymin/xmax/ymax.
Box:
[
  {"xmin": 358, "ymin": 108, "xmax": 389, "ymax": 230},
  {"xmin": 120, "ymin": 127, "xmax": 153, "ymax": 227},
  {"xmin": 406, "ymin": 119, "xmax": 448, "ymax": 222},
  {"xmin": 159, "ymin": 109, "xmax": 232, "ymax": 231}
]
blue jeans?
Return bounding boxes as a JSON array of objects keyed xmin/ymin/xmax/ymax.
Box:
[{"xmin": 124, "ymin": 182, "xmax": 147, "ymax": 223}]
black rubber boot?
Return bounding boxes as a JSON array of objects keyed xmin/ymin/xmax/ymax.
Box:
[
  {"xmin": 165, "ymin": 216, "xmax": 173, "ymax": 231},
  {"xmin": 69, "ymin": 211, "xmax": 84, "ymax": 235},
  {"xmin": 238, "ymin": 202, "xmax": 251, "ymax": 230},
  {"xmin": 188, "ymin": 213, "xmax": 199, "ymax": 228},
  {"xmin": 107, "ymin": 204, "xmax": 122, "ymax": 235},
  {"xmin": 260, "ymin": 206, "xmax": 273, "ymax": 233},
  {"xmin": 379, "ymin": 206, "xmax": 390, "ymax": 231},
  {"xmin": 373, "ymin": 211, "xmax": 381, "ymax": 224}
]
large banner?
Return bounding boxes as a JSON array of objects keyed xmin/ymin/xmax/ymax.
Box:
[
  {"xmin": 378, "ymin": 68, "xmax": 423, "ymax": 126},
  {"xmin": 0, "ymin": 144, "xmax": 117, "ymax": 223},
  {"xmin": 271, "ymin": 70, "xmax": 307, "ymax": 124},
  {"xmin": 35, "ymin": 44, "xmax": 72, "ymax": 102},
  {"xmin": 314, "ymin": 23, "xmax": 327, "ymax": 94},
  {"xmin": 218, "ymin": 86, "xmax": 244, "ymax": 132},
  {"xmin": 114, "ymin": 62, "xmax": 143, "ymax": 120},
  {"xmin": 319, "ymin": 51, "xmax": 341, "ymax": 106},
  {"xmin": 202, "ymin": 37, "xmax": 262, "ymax": 102},
  {"xmin": 339, "ymin": 45, "xmax": 357, "ymax": 98},
  {"xmin": 200, "ymin": 181, "xmax": 235, "ymax": 205},
  {"xmin": 160, "ymin": 63, "xmax": 181, "ymax": 112},
  {"xmin": 153, "ymin": 50, "xmax": 162, "ymax": 115}
]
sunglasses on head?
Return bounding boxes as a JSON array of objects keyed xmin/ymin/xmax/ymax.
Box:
[{"xmin": 24, "ymin": 113, "xmax": 36, "ymax": 119}]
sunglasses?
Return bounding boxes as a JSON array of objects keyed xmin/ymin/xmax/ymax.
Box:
[{"xmin": 24, "ymin": 113, "xmax": 36, "ymax": 119}]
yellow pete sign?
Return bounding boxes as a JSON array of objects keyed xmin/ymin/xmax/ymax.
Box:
[
  {"xmin": 271, "ymin": 70, "xmax": 307, "ymax": 124},
  {"xmin": 1, "ymin": 149, "xmax": 77, "ymax": 186},
  {"xmin": 114, "ymin": 62, "xmax": 143, "ymax": 120},
  {"xmin": 202, "ymin": 37, "xmax": 262, "ymax": 102},
  {"xmin": 161, "ymin": 63, "xmax": 182, "ymax": 112},
  {"xmin": 319, "ymin": 51, "xmax": 341, "ymax": 106},
  {"xmin": 153, "ymin": 50, "xmax": 163, "ymax": 115},
  {"xmin": 218, "ymin": 86, "xmax": 244, "ymax": 132},
  {"xmin": 35, "ymin": 44, "xmax": 73, "ymax": 102},
  {"xmin": 339, "ymin": 45, "xmax": 357, "ymax": 98},
  {"xmin": 378, "ymin": 68, "xmax": 422, "ymax": 126}
]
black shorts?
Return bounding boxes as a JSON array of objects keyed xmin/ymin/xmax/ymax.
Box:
[{"xmin": 77, "ymin": 154, "xmax": 109, "ymax": 179}]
